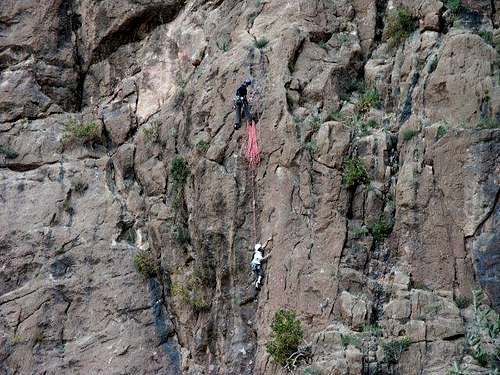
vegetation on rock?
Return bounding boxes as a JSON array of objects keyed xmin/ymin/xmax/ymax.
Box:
[
  {"xmin": 343, "ymin": 157, "xmax": 369, "ymax": 188},
  {"xmin": 133, "ymin": 251, "xmax": 158, "ymax": 278},
  {"xmin": 385, "ymin": 8, "xmax": 417, "ymax": 48},
  {"xmin": 266, "ymin": 309, "xmax": 304, "ymax": 367},
  {"xmin": 62, "ymin": 119, "xmax": 100, "ymax": 146}
]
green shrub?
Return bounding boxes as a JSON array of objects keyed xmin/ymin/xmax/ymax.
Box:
[
  {"xmin": 174, "ymin": 225, "xmax": 190, "ymax": 245},
  {"xmin": 351, "ymin": 225, "xmax": 369, "ymax": 238},
  {"xmin": 0, "ymin": 145, "xmax": 18, "ymax": 159},
  {"xmin": 465, "ymin": 289, "xmax": 499, "ymax": 368},
  {"xmin": 327, "ymin": 110, "xmax": 344, "ymax": 122},
  {"xmin": 479, "ymin": 31, "xmax": 494, "ymax": 47},
  {"xmin": 266, "ymin": 309, "xmax": 304, "ymax": 367},
  {"xmin": 477, "ymin": 117, "xmax": 500, "ymax": 129},
  {"xmin": 382, "ymin": 336, "xmax": 412, "ymax": 364},
  {"xmin": 437, "ymin": 125, "xmax": 448, "ymax": 139},
  {"xmin": 448, "ymin": 361, "xmax": 465, "ymax": 375},
  {"xmin": 304, "ymin": 141, "xmax": 318, "ymax": 155},
  {"xmin": 170, "ymin": 156, "xmax": 190, "ymax": 186},
  {"xmin": 318, "ymin": 41, "xmax": 329, "ymax": 50},
  {"xmin": 412, "ymin": 280, "xmax": 430, "ymax": 291},
  {"xmin": 196, "ymin": 140, "xmax": 210, "ymax": 153},
  {"xmin": 369, "ymin": 216, "xmax": 393, "ymax": 242},
  {"xmin": 254, "ymin": 37, "xmax": 269, "ymax": 49},
  {"xmin": 172, "ymin": 278, "xmax": 210, "ymax": 312},
  {"xmin": 358, "ymin": 119, "xmax": 379, "ymax": 136},
  {"xmin": 308, "ymin": 115, "xmax": 322, "ymax": 132},
  {"xmin": 445, "ymin": 0, "xmax": 461, "ymax": 13},
  {"xmin": 355, "ymin": 88, "xmax": 381, "ymax": 113},
  {"xmin": 342, "ymin": 157, "xmax": 369, "ymax": 188},
  {"xmin": 363, "ymin": 323, "xmax": 383, "ymax": 337},
  {"xmin": 133, "ymin": 251, "xmax": 158, "ymax": 278},
  {"xmin": 341, "ymin": 334, "xmax": 361, "ymax": 349},
  {"xmin": 143, "ymin": 121, "xmax": 160, "ymax": 144},
  {"xmin": 401, "ymin": 128, "xmax": 419, "ymax": 141},
  {"xmin": 385, "ymin": 8, "xmax": 417, "ymax": 48},
  {"xmin": 455, "ymin": 295, "xmax": 471, "ymax": 309},
  {"xmin": 62, "ymin": 119, "xmax": 100, "ymax": 146}
]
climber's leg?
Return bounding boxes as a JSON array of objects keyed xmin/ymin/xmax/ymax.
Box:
[
  {"xmin": 235, "ymin": 102, "xmax": 242, "ymax": 130},
  {"xmin": 243, "ymin": 99, "xmax": 252, "ymax": 124}
]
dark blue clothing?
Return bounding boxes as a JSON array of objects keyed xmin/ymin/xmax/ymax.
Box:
[{"xmin": 236, "ymin": 85, "xmax": 248, "ymax": 98}]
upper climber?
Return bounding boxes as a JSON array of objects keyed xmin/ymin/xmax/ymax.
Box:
[
  {"xmin": 251, "ymin": 237, "xmax": 272, "ymax": 289},
  {"xmin": 234, "ymin": 79, "xmax": 252, "ymax": 130}
]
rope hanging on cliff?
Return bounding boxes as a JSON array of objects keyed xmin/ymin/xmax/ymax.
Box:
[{"xmin": 245, "ymin": 120, "xmax": 260, "ymax": 244}]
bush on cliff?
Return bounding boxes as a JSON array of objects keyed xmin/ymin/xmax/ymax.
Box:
[{"xmin": 266, "ymin": 309, "xmax": 304, "ymax": 367}]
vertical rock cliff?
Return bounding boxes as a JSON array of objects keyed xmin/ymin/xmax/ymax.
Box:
[{"xmin": 0, "ymin": 0, "xmax": 499, "ymax": 374}]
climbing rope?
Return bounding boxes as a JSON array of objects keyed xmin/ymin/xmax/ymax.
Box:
[{"xmin": 245, "ymin": 120, "xmax": 261, "ymax": 244}]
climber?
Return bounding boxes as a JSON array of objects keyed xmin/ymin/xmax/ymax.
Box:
[
  {"xmin": 251, "ymin": 237, "xmax": 272, "ymax": 289},
  {"xmin": 234, "ymin": 79, "xmax": 253, "ymax": 130}
]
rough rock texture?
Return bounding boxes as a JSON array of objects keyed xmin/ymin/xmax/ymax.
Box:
[{"xmin": 0, "ymin": 0, "xmax": 499, "ymax": 374}]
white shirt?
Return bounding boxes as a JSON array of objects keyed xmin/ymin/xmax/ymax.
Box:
[{"xmin": 251, "ymin": 250, "xmax": 263, "ymax": 266}]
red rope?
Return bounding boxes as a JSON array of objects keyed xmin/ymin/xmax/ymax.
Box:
[
  {"xmin": 245, "ymin": 120, "xmax": 260, "ymax": 169},
  {"xmin": 245, "ymin": 120, "xmax": 260, "ymax": 243}
]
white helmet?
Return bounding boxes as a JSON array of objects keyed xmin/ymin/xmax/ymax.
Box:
[{"xmin": 254, "ymin": 243, "xmax": 262, "ymax": 251}]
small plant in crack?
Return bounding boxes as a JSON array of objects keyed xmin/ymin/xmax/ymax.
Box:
[
  {"xmin": 384, "ymin": 7, "xmax": 417, "ymax": 48},
  {"xmin": 369, "ymin": 216, "xmax": 393, "ymax": 242},
  {"xmin": 355, "ymin": 87, "xmax": 381, "ymax": 113},
  {"xmin": 382, "ymin": 336, "xmax": 412, "ymax": 364},
  {"xmin": 0, "ymin": 145, "xmax": 18, "ymax": 159},
  {"xmin": 143, "ymin": 121, "xmax": 161, "ymax": 145},
  {"xmin": 401, "ymin": 128, "xmax": 419, "ymax": 141},
  {"xmin": 445, "ymin": 0, "xmax": 461, "ymax": 14},
  {"xmin": 133, "ymin": 250, "xmax": 158, "ymax": 278},
  {"xmin": 62, "ymin": 119, "xmax": 100, "ymax": 147},
  {"xmin": 254, "ymin": 37, "xmax": 269, "ymax": 49},
  {"xmin": 342, "ymin": 157, "xmax": 369, "ymax": 188},
  {"xmin": 436, "ymin": 124, "xmax": 448, "ymax": 140},
  {"xmin": 304, "ymin": 140, "xmax": 318, "ymax": 155},
  {"xmin": 341, "ymin": 334, "xmax": 361, "ymax": 349},
  {"xmin": 196, "ymin": 140, "xmax": 210, "ymax": 154}
]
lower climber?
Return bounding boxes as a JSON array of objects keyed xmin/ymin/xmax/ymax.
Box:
[
  {"xmin": 251, "ymin": 237, "xmax": 272, "ymax": 289},
  {"xmin": 234, "ymin": 79, "xmax": 252, "ymax": 130}
]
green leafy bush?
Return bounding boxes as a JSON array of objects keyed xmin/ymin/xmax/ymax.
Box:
[
  {"xmin": 478, "ymin": 117, "xmax": 500, "ymax": 129},
  {"xmin": 341, "ymin": 334, "xmax": 361, "ymax": 349},
  {"xmin": 327, "ymin": 110, "xmax": 344, "ymax": 122},
  {"xmin": 0, "ymin": 145, "xmax": 18, "ymax": 159},
  {"xmin": 385, "ymin": 8, "xmax": 417, "ymax": 48},
  {"xmin": 266, "ymin": 309, "xmax": 304, "ymax": 367},
  {"xmin": 133, "ymin": 251, "xmax": 158, "ymax": 278},
  {"xmin": 363, "ymin": 323, "xmax": 383, "ymax": 337},
  {"xmin": 358, "ymin": 119, "xmax": 379, "ymax": 136},
  {"xmin": 382, "ymin": 336, "xmax": 412, "ymax": 364},
  {"xmin": 174, "ymin": 225, "xmax": 190, "ymax": 245},
  {"xmin": 445, "ymin": 0, "xmax": 461, "ymax": 13},
  {"xmin": 355, "ymin": 88, "xmax": 381, "ymax": 113},
  {"xmin": 479, "ymin": 31, "xmax": 494, "ymax": 46},
  {"xmin": 304, "ymin": 141, "xmax": 318, "ymax": 155},
  {"xmin": 143, "ymin": 121, "xmax": 160, "ymax": 145},
  {"xmin": 370, "ymin": 216, "xmax": 393, "ymax": 242},
  {"xmin": 455, "ymin": 295, "xmax": 471, "ymax": 309},
  {"xmin": 172, "ymin": 277, "xmax": 210, "ymax": 312},
  {"xmin": 401, "ymin": 128, "xmax": 419, "ymax": 141},
  {"xmin": 196, "ymin": 140, "xmax": 210, "ymax": 153},
  {"xmin": 62, "ymin": 119, "xmax": 100, "ymax": 146},
  {"xmin": 437, "ymin": 125, "xmax": 448, "ymax": 139},
  {"xmin": 170, "ymin": 156, "xmax": 190, "ymax": 187},
  {"xmin": 342, "ymin": 157, "xmax": 369, "ymax": 188},
  {"xmin": 254, "ymin": 37, "xmax": 269, "ymax": 49}
]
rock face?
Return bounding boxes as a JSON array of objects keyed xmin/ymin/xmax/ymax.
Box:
[{"xmin": 0, "ymin": 1, "xmax": 499, "ymax": 375}]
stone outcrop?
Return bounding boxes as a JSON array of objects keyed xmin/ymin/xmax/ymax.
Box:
[{"xmin": 0, "ymin": 0, "xmax": 499, "ymax": 374}]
